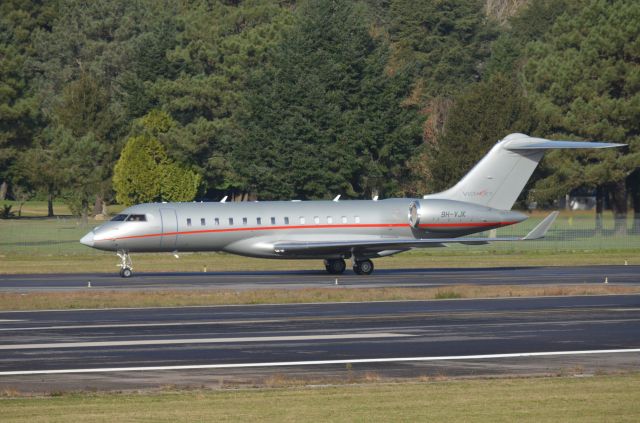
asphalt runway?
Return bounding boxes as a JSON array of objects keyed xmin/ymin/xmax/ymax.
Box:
[
  {"xmin": 1, "ymin": 295, "xmax": 639, "ymax": 391},
  {"xmin": 0, "ymin": 265, "xmax": 638, "ymax": 292}
]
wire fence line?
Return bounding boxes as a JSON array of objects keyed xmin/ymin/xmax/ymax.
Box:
[
  {"xmin": 1, "ymin": 214, "xmax": 639, "ymax": 256},
  {"xmin": 467, "ymin": 215, "xmax": 640, "ymax": 252}
]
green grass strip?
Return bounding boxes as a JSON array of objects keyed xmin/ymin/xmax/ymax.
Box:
[{"xmin": 2, "ymin": 374, "xmax": 639, "ymax": 422}]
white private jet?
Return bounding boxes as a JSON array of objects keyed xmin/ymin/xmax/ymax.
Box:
[{"xmin": 80, "ymin": 133, "xmax": 623, "ymax": 277}]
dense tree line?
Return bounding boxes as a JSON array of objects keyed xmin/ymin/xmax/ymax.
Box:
[{"xmin": 0, "ymin": 0, "xmax": 638, "ymax": 229}]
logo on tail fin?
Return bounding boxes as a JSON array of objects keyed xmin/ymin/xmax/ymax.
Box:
[{"xmin": 462, "ymin": 189, "xmax": 492, "ymax": 198}]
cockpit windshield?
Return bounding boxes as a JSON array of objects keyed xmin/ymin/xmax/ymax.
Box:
[
  {"xmin": 126, "ymin": 214, "xmax": 147, "ymax": 222},
  {"xmin": 110, "ymin": 214, "xmax": 147, "ymax": 222}
]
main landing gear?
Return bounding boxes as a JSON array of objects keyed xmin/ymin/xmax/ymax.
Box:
[
  {"xmin": 325, "ymin": 259, "xmax": 346, "ymax": 274},
  {"xmin": 324, "ymin": 258, "xmax": 375, "ymax": 275},
  {"xmin": 117, "ymin": 250, "xmax": 133, "ymax": 278},
  {"xmin": 353, "ymin": 259, "xmax": 374, "ymax": 275}
]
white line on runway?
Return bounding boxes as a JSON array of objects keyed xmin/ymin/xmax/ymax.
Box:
[
  {"xmin": 0, "ymin": 332, "xmax": 411, "ymax": 350},
  {"xmin": 3, "ymin": 317, "xmax": 639, "ymax": 333},
  {"xmin": 0, "ymin": 319, "xmax": 287, "ymax": 332},
  {"xmin": 1, "ymin": 349, "xmax": 639, "ymax": 376},
  {"xmin": 0, "ymin": 320, "xmax": 24, "ymax": 323}
]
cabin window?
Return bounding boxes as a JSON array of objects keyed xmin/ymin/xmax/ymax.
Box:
[
  {"xmin": 126, "ymin": 214, "xmax": 147, "ymax": 222},
  {"xmin": 299, "ymin": 216, "xmax": 306, "ymax": 224},
  {"xmin": 327, "ymin": 216, "xmax": 333, "ymax": 224},
  {"xmin": 341, "ymin": 216, "xmax": 347, "ymax": 223},
  {"xmin": 314, "ymin": 216, "xmax": 320, "ymax": 224},
  {"xmin": 243, "ymin": 217, "xmax": 248, "ymax": 225},
  {"xmin": 228, "ymin": 218, "xmax": 233, "ymax": 225},
  {"xmin": 257, "ymin": 217, "xmax": 262, "ymax": 225},
  {"xmin": 214, "ymin": 217, "xmax": 219, "ymax": 226},
  {"xmin": 354, "ymin": 216, "xmax": 360, "ymax": 223},
  {"xmin": 271, "ymin": 217, "xmax": 276, "ymax": 225},
  {"xmin": 187, "ymin": 218, "xmax": 192, "ymax": 227},
  {"xmin": 111, "ymin": 214, "xmax": 127, "ymax": 222},
  {"xmin": 200, "ymin": 218, "xmax": 206, "ymax": 226},
  {"xmin": 284, "ymin": 217, "xmax": 290, "ymax": 225}
]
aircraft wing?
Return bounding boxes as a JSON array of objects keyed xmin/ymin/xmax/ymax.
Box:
[{"xmin": 274, "ymin": 212, "xmax": 559, "ymax": 255}]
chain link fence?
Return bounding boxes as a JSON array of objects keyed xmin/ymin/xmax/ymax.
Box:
[{"xmin": 467, "ymin": 214, "xmax": 640, "ymax": 252}]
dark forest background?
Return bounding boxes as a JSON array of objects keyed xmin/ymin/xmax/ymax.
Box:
[{"xmin": 1, "ymin": 0, "xmax": 638, "ymax": 229}]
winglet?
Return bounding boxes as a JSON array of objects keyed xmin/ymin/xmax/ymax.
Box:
[
  {"xmin": 333, "ymin": 195, "xmax": 341, "ymax": 202},
  {"xmin": 220, "ymin": 196, "xmax": 228, "ymax": 203},
  {"xmin": 523, "ymin": 211, "xmax": 559, "ymax": 240}
]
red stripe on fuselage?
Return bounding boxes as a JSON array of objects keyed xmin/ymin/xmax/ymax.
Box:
[{"xmin": 101, "ymin": 221, "xmax": 518, "ymax": 242}]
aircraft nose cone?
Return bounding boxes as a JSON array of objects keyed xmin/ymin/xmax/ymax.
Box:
[{"xmin": 80, "ymin": 232, "xmax": 94, "ymax": 247}]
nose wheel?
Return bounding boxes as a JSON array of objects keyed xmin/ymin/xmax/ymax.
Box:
[
  {"xmin": 117, "ymin": 250, "xmax": 133, "ymax": 278},
  {"xmin": 353, "ymin": 259, "xmax": 374, "ymax": 275}
]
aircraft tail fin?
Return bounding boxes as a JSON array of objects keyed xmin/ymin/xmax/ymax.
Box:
[{"xmin": 424, "ymin": 133, "xmax": 624, "ymax": 210}]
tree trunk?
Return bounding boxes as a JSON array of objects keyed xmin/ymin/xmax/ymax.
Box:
[
  {"xmin": 0, "ymin": 181, "xmax": 7, "ymax": 200},
  {"xmin": 595, "ymin": 185, "xmax": 604, "ymax": 233},
  {"xmin": 610, "ymin": 179, "xmax": 627, "ymax": 236},
  {"xmin": 629, "ymin": 170, "xmax": 640, "ymax": 234},
  {"xmin": 47, "ymin": 192, "xmax": 54, "ymax": 217},
  {"xmin": 81, "ymin": 197, "xmax": 89, "ymax": 225},
  {"xmin": 93, "ymin": 195, "xmax": 102, "ymax": 217}
]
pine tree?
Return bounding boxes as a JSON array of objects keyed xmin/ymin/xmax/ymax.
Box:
[
  {"xmin": 427, "ymin": 73, "xmax": 537, "ymax": 194},
  {"xmin": 238, "ymin": 0, "xmax": 422, "ymax": 200},
  {"xmin": 0, "ymin": 0, "xmax": 52, "ymax": 200},
  {"xmin": 388, "ymin": 0, "xmax": 495, "ymax": 98},
  {"xmin": 524, "ymin": 0, "xmax": 640, "ymax": 233},
  {"xmin": 152, "ymin": 0, "xmax": 292, "ymax": 198}
]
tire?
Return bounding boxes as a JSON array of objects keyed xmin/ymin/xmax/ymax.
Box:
[
  {"xmin": 325, "ymin": 259, "xmax": 346, "ymax": 274},
  {"xmin": 121, "ymin": 267, "xmax": 133, "ymax": 278},
  {"xmin": 353, "ymin": 259, "xmax": 374, "ymax": 275}
]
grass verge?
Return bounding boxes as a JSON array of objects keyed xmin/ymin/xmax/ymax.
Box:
[
  {"xmin": 1, "ymin": 374, "xmax": 639, "ymax": 422},
  {"xmin": 2, "ymin": 284, "xmax": 638, "ymax": 311},
  {"xmin": 0, "ymin": 250, "xmax": 638, "ymax": 274}
]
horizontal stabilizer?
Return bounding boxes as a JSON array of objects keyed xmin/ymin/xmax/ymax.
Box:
[
  {"xmin": 506, "ymin": 139, "xmax": 625, "ymax": 150},
  {"xmin": 523, "ymin": 211, "xmax": 559, "ymax": 240}
]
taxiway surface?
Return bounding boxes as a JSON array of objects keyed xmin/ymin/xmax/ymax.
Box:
[
  {"xmin": 1, "ymin": 295, "xmax": 639, "ymax": 391},
  {"xmin": 0, "ymin": 265, "xmax": 638, "ymax": 292}
]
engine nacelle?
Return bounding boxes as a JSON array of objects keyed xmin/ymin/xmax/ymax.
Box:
[{"xmin": 408, "ymin": 199, "xmax": 526, "ymax": 233}]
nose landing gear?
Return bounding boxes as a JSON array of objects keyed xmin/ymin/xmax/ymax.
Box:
[{"xmin": 117, "ymin": 250, "xmax": 133, "ymax": 278}]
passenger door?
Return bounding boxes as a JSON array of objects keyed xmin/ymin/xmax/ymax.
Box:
[{"xmin": 160, "ymin": 209, "xmax": 178, "ymax": 250}]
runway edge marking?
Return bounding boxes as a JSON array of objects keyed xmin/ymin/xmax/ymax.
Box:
[{"xmin": 2, "ymin": 349, "xmax": 640, "ymax": 376}]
